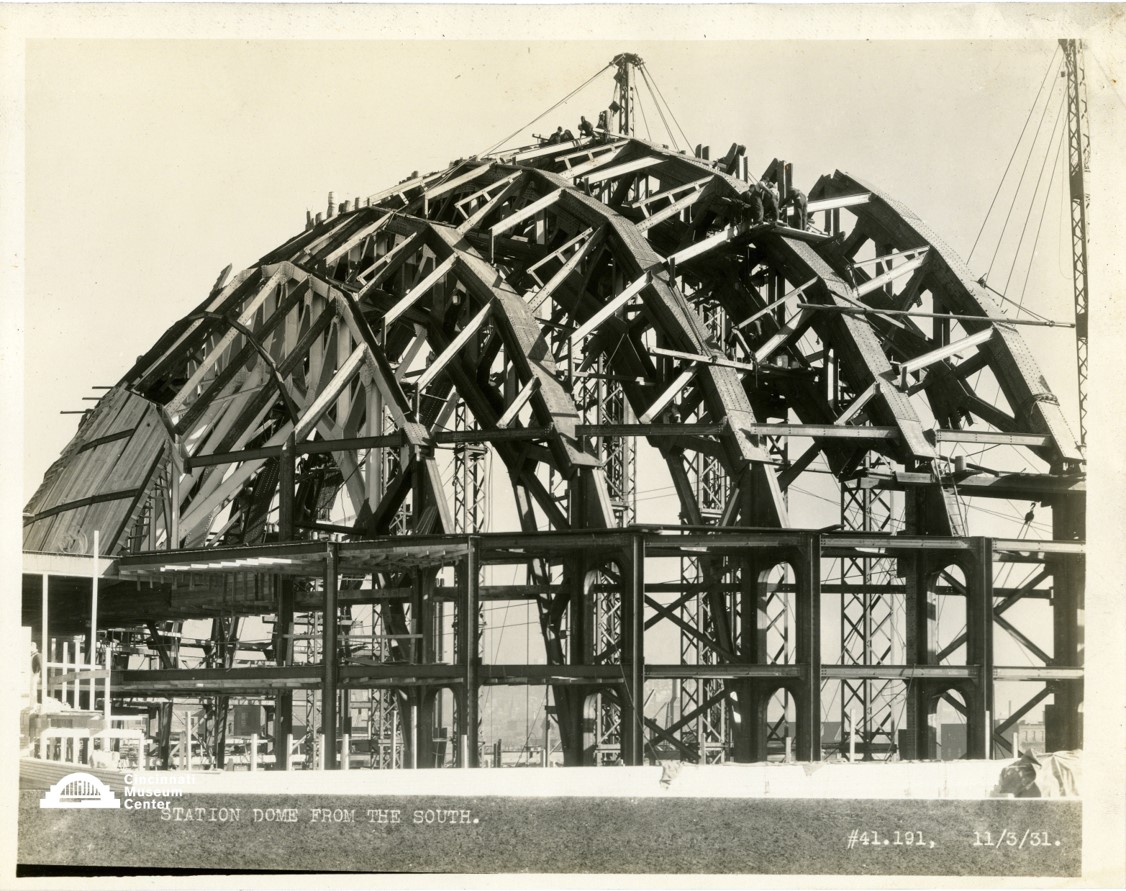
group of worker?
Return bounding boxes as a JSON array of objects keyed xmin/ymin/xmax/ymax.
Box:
[
  {"xmin": 538, "ymin": 114, "xmax": 810, "ymax": 231},
  {"xmin": 721, "ymin": 179, "xmax": 808, "ymax": 230},
  {"xmin": 544, "ymin": 126, "xmax": 575, "ymax": 145},
  {"xmin": 543, "ymin": 113, "xmax": 605, "ymax": 145}
]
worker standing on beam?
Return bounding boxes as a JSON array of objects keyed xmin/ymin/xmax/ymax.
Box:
[
  {"xmin": 718, "ymin": 188, "xmax": 763, "ymax": 229},
  {"xmin": 743, "ymin": 187, "xmax": 764, "ymax": 227},
  {"xmin": 760, "ymin": 180, "xmax": 781, "ymax": 222},
  {"xmin": 728, "ymin": 188, "xmax": 764, "ymax": 228},
  {"xmin": 782, "ymin": 187, "xmax": 808, "ymax": 230}
]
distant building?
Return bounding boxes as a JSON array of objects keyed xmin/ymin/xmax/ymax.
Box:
[{"xmin": 1011, "ymin": 721, "xmax": 1046, "ymax": 756}]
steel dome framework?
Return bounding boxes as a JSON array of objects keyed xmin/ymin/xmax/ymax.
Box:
[{"xmin": 23, "ymin": 83, "xmax": 1085, "ymax": 769}]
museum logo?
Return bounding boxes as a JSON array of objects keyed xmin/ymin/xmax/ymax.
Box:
[{"xmin": 39, "ymin": 772, "xmax": 121, "ymax": 809}]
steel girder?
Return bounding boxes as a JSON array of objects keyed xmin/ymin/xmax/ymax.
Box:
[{"xmin": 25, "ymin": 128, "xmax": 1084, "ymax": 766}]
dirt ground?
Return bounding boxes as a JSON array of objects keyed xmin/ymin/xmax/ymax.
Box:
[{"xmin": 18, "ymin": 790, "xmax": 1080, "ymax": 877}]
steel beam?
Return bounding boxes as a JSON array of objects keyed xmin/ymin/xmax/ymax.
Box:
[
  {"xmin": 795, "ymin": 302, "xmax": 1074, "ymax": 329},
  {"xmin": 384, "ymin": 255, "xmax": 459, "ymax": 327},
  {"xmin": 795, "ymin": 533, "xmax": 822, "ymax": 761},
  {"xmin": 463, "ymin": 536, "xmax": 480, "ymax": 767},
  {"xmin": 622, "ymin": 535, "xmax": 646, "ymax": 765},
  {"xmin": 322, "ymin": 542, "xmax": 339, "ymax": 768},
  {"xmin": 182, "ymin": 423, "xmax": 1055, "ymax": 470},
  {"xmin": 964, "ymin": 538, "xmax": 994, "ymax": 759}
]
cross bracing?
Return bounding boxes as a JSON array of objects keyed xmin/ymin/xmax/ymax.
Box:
[{"xmin": 24, "ymin": 101, "xmax": 1084, "ymax": 768}]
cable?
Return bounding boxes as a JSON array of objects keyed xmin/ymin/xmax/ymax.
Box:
[
  {"xmin": 514, "ymin": 691, "xmax": 547, "ymax": 766},
  {"xmin": 1016, "ymin": 108, "xmax": 1069, "ymax": 308},
  {"xmin": 969, "ymin": 47, "xmax": 1062, "ymax": 264},
  {"xmin": 634, "ymin": 83, "xmax": 652, "ymax": 142},
  {"xmin": 789, "ymin": 484, "xmax": 843, "ymax": 509},
  {"xmin": 1001, "ymin": 93, "xmax": 1067, "ymax": 297},
  {"xmin": 482, "ymin": 63, "xmax": 613, "ymax": 157},
  {"xmin": 635, "ymin": 70, "xmax": 661, "ymax": 144},
  {"xmin": 643, "ymin": 64, "xmax": 692, "ymax": 152},
  {"xmin": 639, "ymin": 68, "xmax": 678, "ymax": 151},
  {"xmin": 985, "ymin": 66, "xmax": 1065, "ymax": 284},
  {"xmin": 970, "ymin": 78, "xmax": 1063, "ymax": 413},
  {"xmin": 1057, "ymin": 139, "xmax": 1071, "ymax": 280},
  {"xmin": 524, "ymin": 598, "xmax": 531, "ymax": 756},
  {"xmin": 977, "ymin": 279, "xmax": 1052, "ymax": 322}
]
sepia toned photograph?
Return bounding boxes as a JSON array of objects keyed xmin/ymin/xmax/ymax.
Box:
[{"xmin": 2, "ymin": 4, "xmax": 1123, "ymax": 888}]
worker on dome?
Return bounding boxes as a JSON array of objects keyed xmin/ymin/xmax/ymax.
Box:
[
  {"xmin": 742, "ymin": 187, "xmax": 764, "ymax": 227},
  {"xmin": 782, "ymin": 187, "xmax": 808, "ymax": 229},
  {"xmin": 720, "ymin": 188, "xmax": 763, "ymax": 228},
  {"xmin": 760, "ymin": 180, "xmax": 780, "ymax": 223}
]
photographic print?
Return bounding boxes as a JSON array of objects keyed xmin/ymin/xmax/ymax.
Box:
[{"xmin": 2, "ymin": 4, "xmax": 1123, "ymax": 888}]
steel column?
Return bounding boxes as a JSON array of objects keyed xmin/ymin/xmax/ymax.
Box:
[
  {"xmin": 411, "ymin": 570, "xmax": 437, "ymax": 768},
  {"xmin": 564, "ymin": 531, "xmax": 589, "ymax": 766},
  {"xmin": 621, "ymin": 535, "xmax": 646, "ymax": 765},
  {"xmin": 274, "ymin": 431, "xmax": 296, "ymax": 770},
  {"xmin": 1048, "ymin": 495, "xmax": 1084, "ymax": 750},
  {"xmin": 964, "ymin": 539, "xmax": 994, "ymax": 758},
  {"xmin": 40, "ymin": 574, "xmax": 48, "ymax": 708},
  {"xmin": 322, "ymin": 542, "xmax": 339, "ymax": 768},
  {"xmin": 463, "ymin": 536, "xmax": 481, "ymax": 767},
  {"xmin": 794, "ymin": 534, "xmax": 822, "ymax": 761},
  {"xmin": 735, "ymin": 549, "xmax": 759, "ymax": 763},
  {"xmin": 89, "ymin": 531, "xmax": 100, "ymax": 694},
  {"xmin": 904, "ymin": 549, "xmax": 937, "ymax": 759}
]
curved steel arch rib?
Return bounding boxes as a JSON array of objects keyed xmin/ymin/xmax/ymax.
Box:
[
  {"xmin": 26, "ymin": 135, "xmax": 1081, "ymax": 560},
  {"xmin": 814, "ymin": 170, "xmax": 1082, "ymax": 467},
  {"xmin": 25, "ymin": 127, "xmax": 1084, "ymax": 766}
]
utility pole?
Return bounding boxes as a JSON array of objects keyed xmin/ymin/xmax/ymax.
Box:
[{"xmin": 1060, "ymin": 38, "xmax": 1090, "ymax": 448}]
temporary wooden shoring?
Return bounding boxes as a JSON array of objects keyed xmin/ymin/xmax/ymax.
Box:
[
  {"xmin": 495, "ymin": 378, "xmax": 540, "ymax": 429},
  {"xmin": 384, "ymin": 255, "xmax": 459, "ymax": 326},
  {"xmin": 414, "ymin": 302, "xmax": 493, "ymax": 392},
  {"xmin": 569, "ymin": 272, "xmax": 651, "ymax": 345}
]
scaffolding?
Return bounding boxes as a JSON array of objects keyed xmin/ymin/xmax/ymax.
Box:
[{"xmin": 21, "ymin": 53, "xmax": 1085, "ymax": 771}]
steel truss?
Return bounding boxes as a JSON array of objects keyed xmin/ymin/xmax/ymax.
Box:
[
  {"xmin": 96, "ymin": 530, "xmax": 1083, "ymax": 768},
  {"xmin": 1060, "ymin": 38, "xmax": 1090, "ymax": 447},
  {"xmin": 23, "ymin": 64, "xmax": 1085, "ymax": 767}
]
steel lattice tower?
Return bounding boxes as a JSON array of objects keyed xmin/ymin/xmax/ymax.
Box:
[
  {"xmin": 22, "ymin": 51, "xmax": 1086, "ymax": 774},
  {"xmin": 838, "ymin": 470, "xmax": 898, "ymax": 760},
  {"xmin": 1060, "ymin": 38, "xmax": 1090, "ymax": 447}
]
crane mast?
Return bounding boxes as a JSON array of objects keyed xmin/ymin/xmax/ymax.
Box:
[
  {"xmin": 1060, "ymin": 38, "xmax": 1090, "ymax": 448},
  {"xmin": 612, "ymin": 53, "xmax": 643, "ymax": 137}
]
